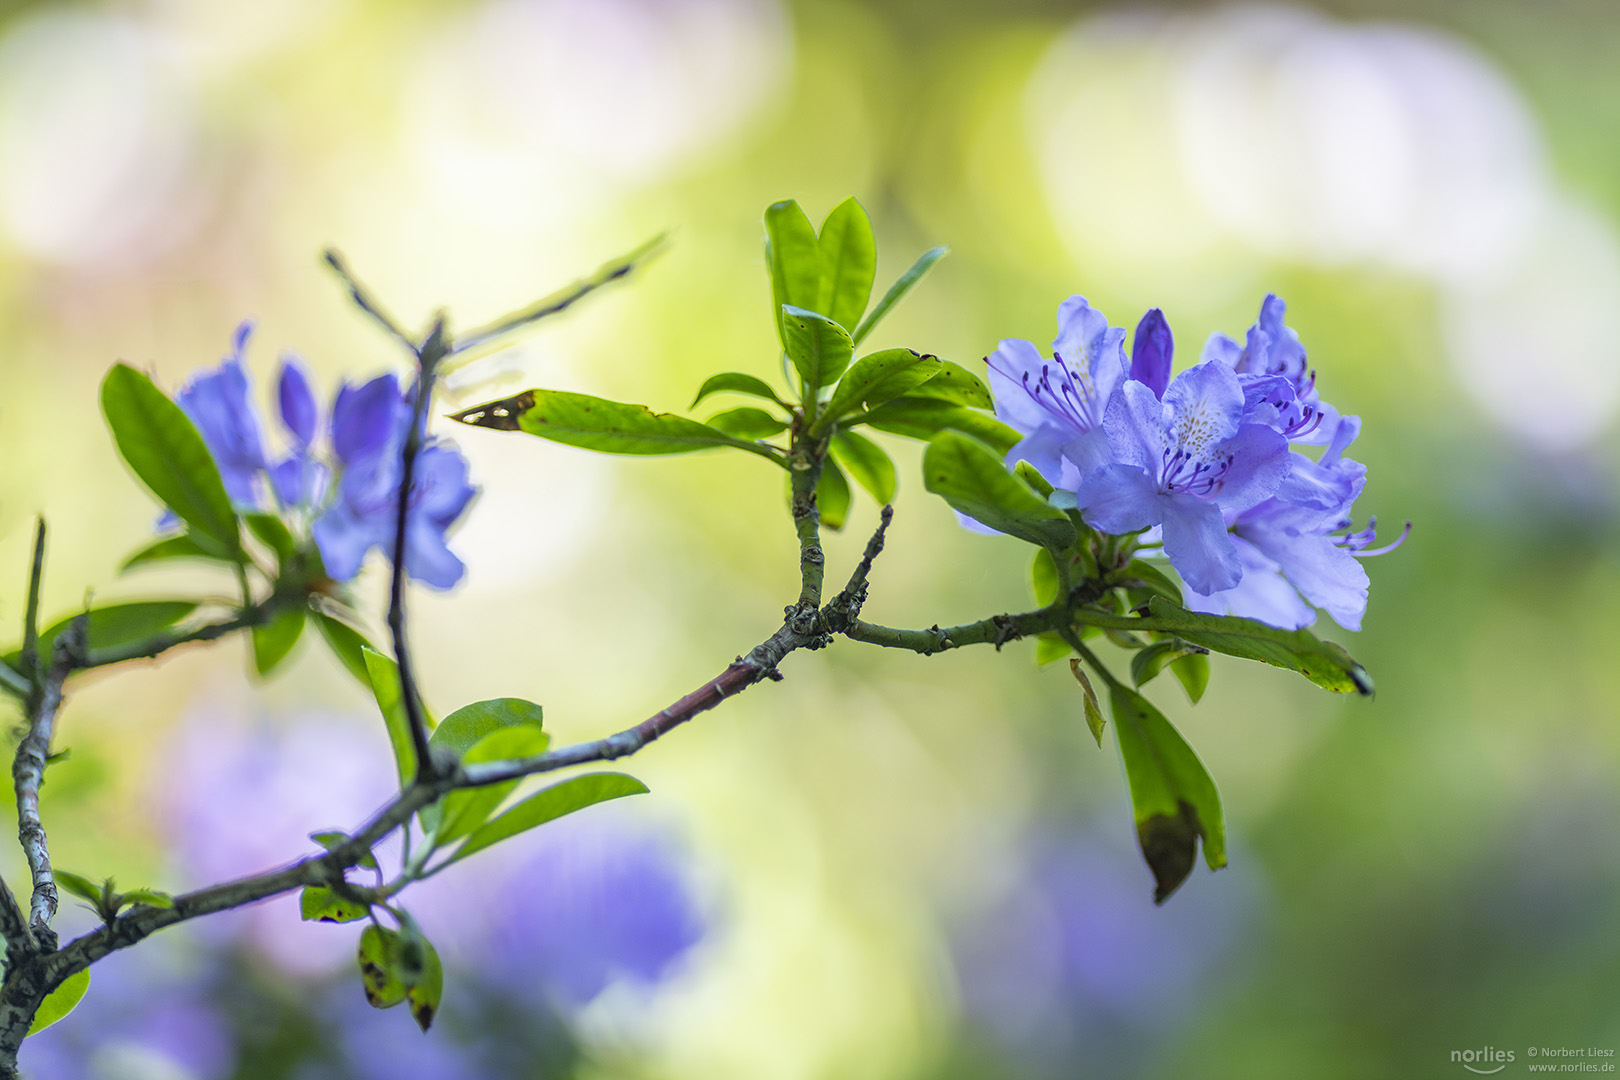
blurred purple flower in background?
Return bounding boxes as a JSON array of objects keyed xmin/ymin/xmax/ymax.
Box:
[
  {"xmin": 176, "ymin": 321, "xmax": 269, "ymax": 509},
  {"xmin": 173, "ymin": 324, "xmax": 477, "ymax": 588},
  {"xmin": 949, "ymin": 829, "xmax": 1260, "ymax": 1078}
]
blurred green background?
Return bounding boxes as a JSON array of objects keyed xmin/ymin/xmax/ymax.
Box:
[{"xmin": 2, "ymin": 1, "xmax": 1619, "ymax": 1078}]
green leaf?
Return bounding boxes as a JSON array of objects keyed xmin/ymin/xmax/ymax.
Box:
[
  {"xmin": 1068, "ymin": 659, "xmax": 1106, "ymax": 747},
  {"xmin": 310, "ymin": 830, "xmax": 378, "ymax": 870},
  {"xmin": 1031, "ymin": 548, "xmax": 1060, "ymax": 606},
  {"xmin": 120, "ymin": 888, "xmax": 174, "ymax": 909},
  {"xmin": 1170, "ymin": 651, "xmax": 1210, "ymax": 704},
  {"xmin": 858, "ymin": 396, "xmax": 1021, "ymax": 455},
  {"xmin": 765, "ymin": 200, "xmax": 825, "ymax": 347},
  {"xmin": 1034, "ymin": 633, "xmax": 1073, "ymax": 665},
  {"xmin": 1110, "ymin": 683, "xmax": 1226, "ymax": 904},
  {"xmin": 363, "ymin": 647, "xmax": 432, "ymax": 787},
  {"xmin": 3, "ymin": 602, "xmax": 198, "ymax": 671},
  {"xmin": 252, "ymin": 606, "xmax": 305, "ymax": 677},
  {"xmin": 830, "ymin": 430, "xmax": 897, "ymax": 505},
  {"xmin": 450, "ymin": 389, "xmax": 771, "ymax": 459},
  {"xmin": 816, "ymin": 196, "xmax": 877, "ymax": 332},
  {"xmin": 299, "ymin": 885, "xmax": 369, "ymax": 923},
  {"xmin": 905, "ymin": 360, "xmax": 992, "ymax": 409},
  {"xmin": 1130, "ymin": 640, "xmax": 1203, "ymax": 688},
  {"xmin": 1120, "ymin": 560, "xmax": 1183, "ymax": 608},
  {"xmin": 120, "ymin": 532, "xmax": 235, "ymax": 573},
  {"xmin": 357, "ymin": 925, "xmax": 408, "ymax": 1009},
  {"xmin": 423, "ymin": 699, "xmax": 547, "ymax": 842},
  {"xmin": 100, "ymin": 364, "xmax": 240, "ymax": 555},
  {"xmin": 923, "ymin": 432, "xmax": 1076, "ymax": 550},
  {"xmin": 314, "ymin": 613, "xmax": 374, "ymax": 685},
  {"xmin": 782, "ymin": 306, "xmax": 854, "ymax": 392},
  {"xmin": 691, "ymin": 372, "xmax": 788, "ymax": 410},
  {"xmin": 448, "ymin": 773, "xmax": 649, "ymax": 866},
  {"xmin": 245, "ymin": 513, "xmax": 296, "ymax": 563},
  {"xmin": 853, "ymin": 245, "xmax": 947, "ymax": 346},
  {"xmin": 1014, "ymin": 460, "xmax": 1054, "ymax": 499},
  {"xmin": 404, "ymin": 930, "xmax": 443, "ymax": 1033},
  {"xmin": 431, "ymin": 726, "xmax": 551, "ymax": 844},
  {"xmin": 429, "ymin": 697, "xmax": 545, "ymax": 756},
  {"xmin": 816, "ymin": 455, "xmax": 852, "ymax": 531},
  {"xmin": 820, "ymin": 349, "xmax": 943, "ymax": 426},
  {"xmin": 706, "ymin": 407, "xmax": 788, "ymax": 440},
  {"xmin": 1138, "ymin": 597, "xmax": 1373, "ymax": 695},
  {"xmin": 53, "ymin": 870, "xmax": 103, "ymax": 905},
  {"xmin": 29, "ymin": 968, "xmax": 89, "ymax": 1036}
]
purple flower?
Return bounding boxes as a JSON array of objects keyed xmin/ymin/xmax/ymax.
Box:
[
  {"xmin": 986, "ymin": 296, "xmax": 1127, "ymax": 488},
  {"xmin": 311, "ymin": 375, "xmax": 477, "ymax": 590},
  {"xmin": 1204, "ymin": 294, "xmax": 1328, "ymax": 443},
  {"xmin": 169, "ymin": 323, "xmax": 477, "ymax": 589},
  {"xmin": 177, "ymin": 321, "xmax": 269, "ymax": 508},
  {"xmin": 1128, "ymin": 308, "xmax": 1173, "ymax": 399},
  {"xmin": 1186, "ymin": 417, "xmax": 1407, "ymax": 630},
  {"xmin": 1074, "ymin": 361, "xmax": 1290, "ymax": 594}
]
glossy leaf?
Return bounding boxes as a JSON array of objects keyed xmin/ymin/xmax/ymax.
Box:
[
  {"xmin": 362, "ymin": 647, "xmax": 434, "ymax": 787},
  {"xmin": 245, "ymin": 513, "xmax": 296, "ymax": 563},
  {"xmin": 1034, "ymin": 633, "xmax": 1072, "ymax": 665},
  {"xmin": 428, "ymin": 724, "xmax": 549, "ymax": 844},
  {"xmin": 782, "ymin": 305, "xmax": 854, "ymax": 392},
  {"xmin": 53, "ymin": 870, "xmax": 103, "ymax": 906},
  {"xmin": 3, "ymin": 602, "xmax": 198, "ymax": 671},
  {"xmin": 252, "ymin": 606, "xmax": 305, "ymax": 677},
  {"xmin": 1120, "ymin": 560, "xmax": 1184, "ymax": 608},
  {"xmin": 404, "ymin": 931, "xmax": 443, "ymax": 1033},
  {"xmin": 450, "ymin": 389, "xmax": 770, "ymax": 458},
  {"xmin": 1130, "ymin": 640, "xmax": 1203, "ymax": 688},
  {"xmin": 852, "ymin": 245, "xmax": 947, "ymax": 346},
  {"xmin": 830, "ymin": 430, "xmax": 896, "ymax": 505},
  {"xmin": 357, "ymin": 925, "xmax": 408, "ymax": 1009},
  {"xmin": 706, "ymin": 407, "xmax": 788, "ymax": 440},
  {"xmin": 765, "ymin": 200, "xmax": 824, "ymax": 347},
  {"xmin": 1031, "ymin": 548, "xmax": 1060, "ymax": 605},
  {"xmin": 28, "ymin": 969, "xmax": 89, "ymax": 1036},
  {"xmin": 314, "ymin": 613, "xmax": 373, "ymax": 685},
  {"xmin": 1068, "ymin": 659, "xmax": 1106, "ymax": 747},
  {"xmin": 691, "ymin": 372, "xmax": 788, "ymax": 410},
  {"xmin": 816, "ymin": 196, "xmax": 877, "ymax": 332},
  {"xmin": 1014, "ymin": 460, "xmax": 1055, "ymax": 499},
  {"xmin": 120, "ymin": 533, "xmax": 234, "ymax": 573},
  {"xmin": 448, "ymin": 772, "xmax": 649, "ymax": 866},
  {"xmin": 820, "ymin": 349, "xmax": 942, "ymax": 425},
  {"xmin": 1139, "ymin": 597, "xmax": 1373, "ymax": 695},
  {"xmin": 1170, "ymin": 651, "xmax": 1211, "ymax": 704},
  {"xmin": 816, "ymin": 455, "xmax": 852, "ymax": 531},
  {"xmin": 858, "ymin": 396, "xmax": 1020, "ymax": 455},
  {"xmin": 1110, "ymin": 683, "xmax": 1226, "ymax": 903},
  {"xmin": 300, "ymin": 885, "xmax": 369, "ymax": 923},
  {"xmin": 905, "ymin": 359, "xmax": 992, "ymax": 408},
  {"xmin": 121, "ymin": 888, "xmax": 173, "ymax": 909},
  {"xmin": 923, "ymin": 432, "xmax": 1076, "ymax": 550},
  {"xmin": 429, "ymin": 697, "xmax": 544, "ymax": 756},
  {"xmin": 100, "ymin": 364, "xmax": 240, "ymax": 555}
]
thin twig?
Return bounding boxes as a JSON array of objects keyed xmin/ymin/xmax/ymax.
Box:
[
  {"xmin": 388, "ymin": 319, "xmax": 447, "ymax": 783},
  {"xmin": 14, "ymin": 618, "xmax": 83, "ymax": 956},
  {"xmin": 448, "ymin": 234, "xmax": 668, "ymax": 356},
  {"xmin": 18, "ymin": 521, "xmax": 44, "ymax": 692},
  {"xmin": 841, "ymin": 606, "xmax": 1063, "ymax": 655},
  {"xmin": 322, "ymin": 250, "xmax": 421, "ymax": 356}
]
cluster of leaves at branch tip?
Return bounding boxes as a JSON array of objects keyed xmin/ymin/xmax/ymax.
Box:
[{"xmin": 446, "ymin": 197, "xmax": 1393, "ymax": 908}]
